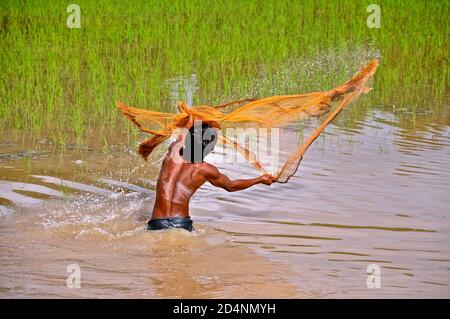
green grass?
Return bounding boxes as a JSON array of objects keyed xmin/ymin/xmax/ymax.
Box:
[{"xmin": 0, "ymin": 0, "xmax": 448, "ymax": 144}]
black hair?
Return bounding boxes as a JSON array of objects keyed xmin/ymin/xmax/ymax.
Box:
[{"xmin": 180, "ymin": 122, "xmax": 217, "ymax": 163}]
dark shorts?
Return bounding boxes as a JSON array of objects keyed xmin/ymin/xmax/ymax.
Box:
[{"xmin": 147, "ymin": 217, "xmax": 194, "ymax": 232}]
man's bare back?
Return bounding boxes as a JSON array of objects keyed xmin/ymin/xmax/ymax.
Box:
[{"xmin": 148, "ymin": 121, "xmax": 275, "ymax": 231}]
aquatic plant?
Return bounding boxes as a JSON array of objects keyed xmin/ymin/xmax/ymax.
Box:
[{"xmin": 0, "ymin": 0, "xmax": 447, "ymax": 143}]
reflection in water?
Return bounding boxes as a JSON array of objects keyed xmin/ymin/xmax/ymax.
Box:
[{"xmin": 0, "ymin": 109, "xmax": 449, "ymax": 298}]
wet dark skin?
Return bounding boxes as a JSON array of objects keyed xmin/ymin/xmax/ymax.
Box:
[{"xmin": 151, "ymin": 120, "xmax": 276, "ymax": 220}]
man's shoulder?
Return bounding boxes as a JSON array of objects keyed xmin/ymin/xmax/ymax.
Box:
[{"xmin": 197, "ymin": 162, "xmax": 220, "ymax": 177}]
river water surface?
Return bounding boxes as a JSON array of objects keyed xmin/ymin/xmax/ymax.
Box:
[{"xmin": 0, "ymin": 108, "xmax": 449, "ymax": 298}]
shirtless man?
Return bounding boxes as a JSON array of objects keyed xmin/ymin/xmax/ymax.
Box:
[{"xmin": 148, "ymin": 120, "xmax": 275, "ymax": 232}]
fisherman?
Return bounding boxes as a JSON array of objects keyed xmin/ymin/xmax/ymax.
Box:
[
  {"xmin": 117, "ymin": 60, "xmax": 379, "ymax": 232},
  {"xmin": 148, "ymin": 119, "xmax": 275, "ymax": 232}
]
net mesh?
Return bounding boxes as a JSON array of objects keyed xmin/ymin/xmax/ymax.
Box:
[{"xmin": 117, "ymin": 59, "xmax": 379, "ymax": 182}]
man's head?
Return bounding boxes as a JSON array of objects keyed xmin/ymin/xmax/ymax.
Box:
[{"xmin": 181, "ymin": 122, "xmax": 218, "ymax": 163}]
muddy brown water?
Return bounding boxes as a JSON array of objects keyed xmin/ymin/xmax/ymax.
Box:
[{"xmin": 0, "ymin": 109, "xmax": 449, "ymax": 298}]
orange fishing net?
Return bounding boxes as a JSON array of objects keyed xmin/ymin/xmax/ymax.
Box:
[{"xmin": 117, "ymin": 59, "xmax": 379, "ymax": 182}]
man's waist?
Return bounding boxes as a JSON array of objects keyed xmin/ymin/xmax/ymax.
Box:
[{"xmin": 147, "ymin": 216, "xmax": 194, "ymax": 232}]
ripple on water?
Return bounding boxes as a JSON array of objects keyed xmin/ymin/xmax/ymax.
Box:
[{"xmin": 0, "ymin": 109, "xmax": 449, "ymax": 297}]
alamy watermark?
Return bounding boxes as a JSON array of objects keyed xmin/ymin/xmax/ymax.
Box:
[
  {"xmin": 367, "ymin": 4, "xmax": 381, "ymax": 29},
  {"xmin": 66, "ymin": 4, "xmax": 81, "ymax": 29},
  {"xmin": 169, "ymin": 122, "xmax": 280, "ymax": 172},
  {"xmin": 66, "ymin": 263, "xmax": 81, "ymax": 288},
  {"xmin": 366, "ymin": 263, "xmax": 381, "ymax": 289}
]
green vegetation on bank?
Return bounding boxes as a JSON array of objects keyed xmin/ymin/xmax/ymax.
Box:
[{"xmin": 0, "ymin": 0, "xmax": 448, "ymax": 143}]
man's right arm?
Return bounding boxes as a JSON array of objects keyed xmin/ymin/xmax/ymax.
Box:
[
  {"xmin": 202, "ymin": 164, "xmax": 275, "ymax": 192},
  {"xmin": 168, "ymin": 117, "xmax": 194, "ymax": 162}
]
